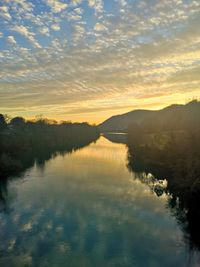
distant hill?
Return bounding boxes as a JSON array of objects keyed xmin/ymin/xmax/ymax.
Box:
[{"xmin": 99, "ymin": 100, "xmax": 200, "ymax": 132}]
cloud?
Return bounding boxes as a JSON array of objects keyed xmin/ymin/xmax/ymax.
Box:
[
  {"xmin": 119, "ymin": 0, "xmax": 127, "ymax": 7},
  {"xmin": 73, "ymin": 24, "xmax": 85, "ymax": 41},
  {"xmin": 0, "ymin": 0, "xmax": 200, "ymax": 122},
  {"xmin": 70, "ymin": 0, "xmax": 83, "ymax": 7},
  {"xmin": 12, "ymin": 25, "xmax": 41, "ymax": 48},
  {"xmin": 0, "ymin": 6, "xmax": 11, "ymax": 20},
  {"xmin": 168, "ymin": 65, "xmax": 200, "ymax": 84},
  {"xmin": 45, "ymin": 0, "xmax": 68, "ymax": 13},
  {"xmin": 51, "ymin": 24, "xmax": 61, "ymax": 31},
  {"xmin": 11, "ymin": 0, "xmax": 34, "ymax": 12},
  {"xmin": 38, "ymin": 26, "xmax": 50, "ymax": 35},
  {"xmin": 7, "ymin": 35, "xmax": 17, "ymax": 45},
  {"xmin": 94, "ymin": 23, "xmax": 107, "ymax": 31},
  {"xmin": 88, "ymin": 0, "xmax": 103, "ymax": 14},
  {"xmin": 74, "ymin": 7, "xmax": 83, "ymax": 15},
  {"xmin": 68, "ymin": 13, "xmax": 82, "ymax": 21}
]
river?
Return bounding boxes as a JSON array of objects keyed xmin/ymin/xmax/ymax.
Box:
[{"xmin": 0, "ymin": 136, "xmax": 199, "ymax": 267}]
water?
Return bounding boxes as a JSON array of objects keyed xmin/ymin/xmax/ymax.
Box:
[{"xmin": 0, "ymin": 136, "xmax": 199, "ymax": 267}]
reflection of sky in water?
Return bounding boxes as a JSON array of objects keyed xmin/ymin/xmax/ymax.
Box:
[{"xmin": 0, "ymin": 137, "xmax": 198, "ymax": 266}]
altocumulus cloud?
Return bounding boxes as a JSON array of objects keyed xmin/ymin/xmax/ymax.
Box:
[{"xmin": 0, "ymin": 0, "xmax": 200, "ymax": 122}]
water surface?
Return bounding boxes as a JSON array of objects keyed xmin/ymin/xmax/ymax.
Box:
[{"xmin": 0, "ymin": 136, "xmax": 199, "ymax": 267}]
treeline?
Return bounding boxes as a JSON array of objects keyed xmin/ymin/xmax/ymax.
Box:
[
  {"xmin": 127, "ymin": 100, "xmax": 200, "ymax": 249},
  {"xmin": 127, "ymin": 100, "xmax": 200, "ymax": 192},
  {"xmin": 0, "ymin": 115, "xmax": 100, "ymax": 177}
]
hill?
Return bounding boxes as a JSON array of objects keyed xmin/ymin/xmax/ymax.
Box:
[{"xmin": 99, "ymin": 100, "xmax": 200, "ymax": 132}]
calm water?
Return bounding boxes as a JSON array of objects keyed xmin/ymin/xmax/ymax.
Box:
[{"xmin": 0, "ymin": 136, "xmax": 199, "ymax": 267}]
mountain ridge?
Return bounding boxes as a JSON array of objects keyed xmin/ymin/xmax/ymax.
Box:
[{"xmin": 99, "ymin": 100, "xmax": 200, "ymax": 132}]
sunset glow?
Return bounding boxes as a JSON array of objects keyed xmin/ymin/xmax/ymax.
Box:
[{"xmin": 0, "ymin": 0, "xmax": 200, "ymax": 123}]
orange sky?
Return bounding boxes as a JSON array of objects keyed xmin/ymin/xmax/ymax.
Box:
[{"xmin": 0, "ymin": 0, "xmax": 200, "ymax": 124}]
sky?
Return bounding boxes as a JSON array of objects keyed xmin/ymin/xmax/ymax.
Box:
[{"xmin": 0, "ymin": 0, "xmax": 200, "ymax": 124}]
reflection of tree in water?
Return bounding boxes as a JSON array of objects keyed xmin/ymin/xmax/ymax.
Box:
[
  {"xmin": 103, "ymin": 133, "xmax": 127, "ymax": 145},
  {"xmin": 130, "ymin": 171, "xmax": 168, "ymax": 197},
  {"xmin": 0, "ymin": 116, "xmax": 100, "ymax": 212},
  {"xmin": 0, "ymin": 179, "xmax": 9, "ymax": 212},
  {"xmin": 0, "ymin": 136, "xmax": 100, "ymax": 213},
  {"xmin": 127, "ymin": 130, "xmax": 200, "ymax": 250}
]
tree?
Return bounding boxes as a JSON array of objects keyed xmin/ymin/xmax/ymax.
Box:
[
  {"xmin": 0, "ymin": 114, "xmax": 6, "ymax": 131},
  {"xmin": 10, "ymin": 117, "xmax": 25, "ymax": 129}
]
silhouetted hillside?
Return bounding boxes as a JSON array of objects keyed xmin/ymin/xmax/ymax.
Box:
[
  {"xmin": 127, "ymin": 100, "xmax": 200, "ymax": 250},
  {"xmin": 99, "ymin": 100, "xmax": 200, "ymax": 132}
]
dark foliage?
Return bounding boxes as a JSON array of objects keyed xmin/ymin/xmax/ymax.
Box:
[
  {"xmin": 127, "ymin": 100, "xmax": 200, "ymax": 250},
  {"xmin": 0, "ymin": 114, "xmax": 6, "ymax": 131},
  {"xmin": 0, "ymin": 115, "xmax": 100, "ymax": 178}
]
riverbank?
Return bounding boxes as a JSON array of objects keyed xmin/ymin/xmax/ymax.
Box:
[{"xmin": 0, "ymin": 116, "xmax": 100, "ymax": 178}]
